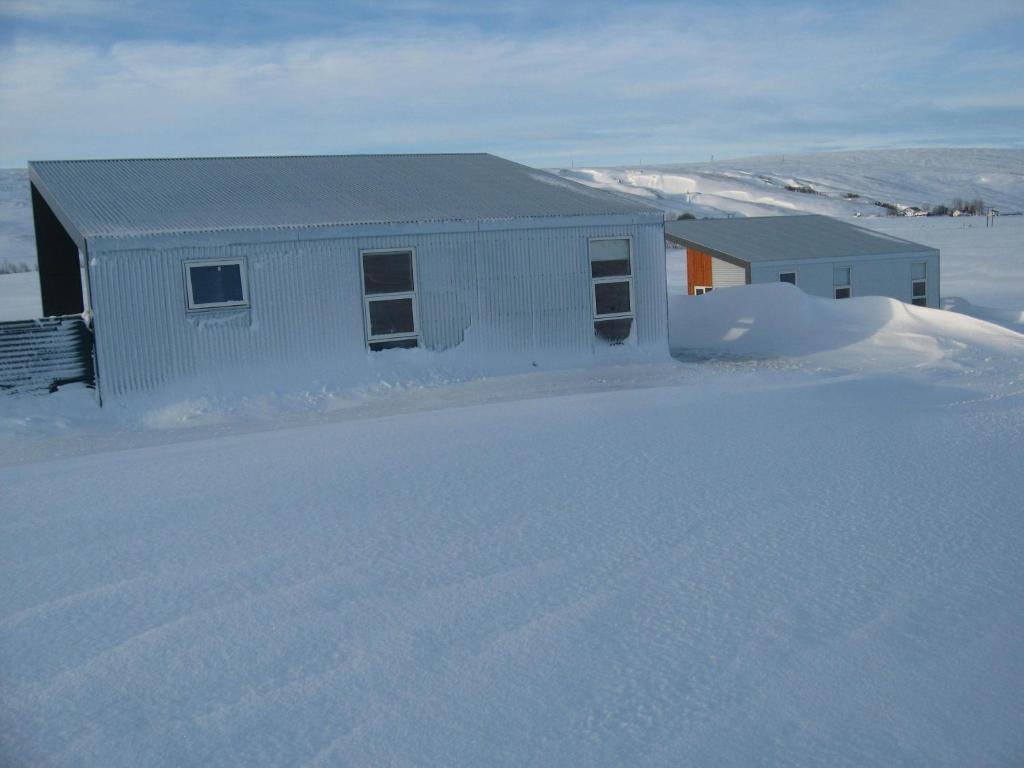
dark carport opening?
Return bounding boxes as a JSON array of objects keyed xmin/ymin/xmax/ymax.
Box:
[{"xmin": 31, "ymin": 183, "xmax": 86, "ymax": 317}]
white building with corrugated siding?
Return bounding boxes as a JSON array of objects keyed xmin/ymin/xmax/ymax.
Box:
[
  {"xmin": 28, "ymin": 153, "xmax": 667, "ymax": 401},
  {"xmin": 666, "ymin": 215, "xmax": 940, "ymax": 306}
]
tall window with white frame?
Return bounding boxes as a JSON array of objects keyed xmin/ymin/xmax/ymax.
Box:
[
  {"xmin": 911, "ymin": 262, "xmax": 927, "ymax": 306},
  {"xmin": 590, "ymin": 237, "xmax": 634, "ymax": 343},
  {"xmin": 833, "ymin": 266, "xmax": 851, "ymax": 299},
  {"xmin": 361, "ymin": 249, "xmax": 419, "ymax": 351}
]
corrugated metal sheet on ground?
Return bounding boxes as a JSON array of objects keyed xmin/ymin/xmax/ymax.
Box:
[
  {"xmin": 30, "ymin": 154, "xmax": 659, "ymax": 242},
  {"xmin": 0, "ymin": 316, "xmax": 95, "ymax": 395},
  {"xmin": 665, "ymin": 214, "xmax": 938, "ymax": 263}
]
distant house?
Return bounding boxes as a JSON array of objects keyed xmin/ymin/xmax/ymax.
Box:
[
  {"xmin": 665, "ymin": 214, "xmax": 939, "ymax": 306},
  {"xmin": 29, "ymin": 153, "xmax": 667, "ymax": 400}
]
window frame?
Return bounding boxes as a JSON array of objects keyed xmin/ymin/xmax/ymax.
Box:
[
  {"xmin": 360, "ymin": 247, "xmax": 420, "ymax": 350},
  {"xmin": 183, "ymin": 257, "xmax": 250, "ymax": 311},
  {"xmin": 693, "ymin": 286, "xmax": 713, "ymax": 296},
  {"xmin": 779, "ymin": 271, "xmax": 797, "ymax": 285},
  {"xmin": 911, "ymin": 262, "xmax": 927, "ymax": 307},
  {"xmin": 589, "ymin": 236, "xmax": 635, "ymax": 322},
  {"xmin": 833, "ymin": 265, "xmax": 852, "ymax": 299}
]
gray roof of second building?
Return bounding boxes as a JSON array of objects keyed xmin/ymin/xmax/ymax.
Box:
[
  {"xmin": 665, "ymin": 214, "xmax": 937, "ymax": 264},
  {"xmin": 29, "ymin": 153, "xmax": 659, "ymax": 243}
]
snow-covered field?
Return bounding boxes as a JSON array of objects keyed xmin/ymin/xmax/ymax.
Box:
[
  {"xmin": 0, "ymin": 270, "xmax": 40, "ymax": 321},
  {"xmin": 2, "ymin": 150, "xmax": 1024, "ymax": 766},
  {"xmin": 3, "ymin": 286, "xmax": 1024, "ymax": 766}
]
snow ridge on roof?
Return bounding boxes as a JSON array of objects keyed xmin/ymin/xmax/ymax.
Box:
[
  {"xmin": 665, "ymin": 214, "xmax": 938, "ymax": 264},
  {"xmin": 29, "ymin": 153, "xmax": 660, "ymax": 243}
]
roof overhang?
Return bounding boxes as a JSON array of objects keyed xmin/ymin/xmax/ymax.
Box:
[{"xmin": 664, "ymin": 230, "xmax": 751, "ymax": 270}]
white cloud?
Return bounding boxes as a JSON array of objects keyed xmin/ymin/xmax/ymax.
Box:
[
  {"xmin": 0, "ymin": 3, "xmax": 1021, "ymax": 166},
  {"xmin": 0, "ymin": 0, "xmax": 129, "ymax": 19}
]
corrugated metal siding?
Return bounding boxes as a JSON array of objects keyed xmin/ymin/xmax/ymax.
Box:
[
  {"xmin": 749, "ymin": 253, "xmax": 941, "ymax": 306},
  {"xmin": 30, "ymin": 154, "xmax": 658, "ymax": 243},
  {"xmin": 0, "ymin": 316, "xmax": 94, "ymax": 395},
  {"xmin": 712, "ymin": 257, "xmax": 746, "ymax": 288},
  {"xmin": 89, "ymin": 222, "xmax": 667, "ymax": 398}
]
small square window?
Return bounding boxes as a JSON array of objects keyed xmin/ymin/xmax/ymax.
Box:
[
  {"xmin": 184, "ymin": 259, "xmax": 249, "ymax": 310},
  {"xmin": 835, "ymin": 287, "xmax": 851, "ymax": 299},
  {"xmin": 779, "ymin": 272, "xmax": 797, "ymax": 285},
  {"xmin": 368, "ymin": 297, "xmax": 415, "ymax": 337},
  {"xmin": 363, "ymin": 251, "xmax": 414, "ymax": 294},
  {"xmin": 590, "ymin": 238, "xmax": 631, "ymax": 277},
  {"xmin": 911, "ymin": 262, "xmax": 927, "ymax": 281},
  {"xmin": 694, "ymin": 286, "xmax": 713, "ymax": 295},
  {"xmin": 594, "ymin": 281, "xmax": 631, "ymax": 315},
  {"xmin": 833, "ymin": 267, "xmax": 851, "ymax": 287},
  {"xmin": 594, "ymin": 318, "xmax": 632, "ymax": 343}
]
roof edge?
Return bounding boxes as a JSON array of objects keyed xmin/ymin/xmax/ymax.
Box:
[{"xmin": 28, "ymin": 152, "xmax": 496, "ymax": 166}]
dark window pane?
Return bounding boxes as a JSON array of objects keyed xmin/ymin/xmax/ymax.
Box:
[
  {"xmin": 780, "ymin": 272, "xmax": 796, "ymax": 284},
  {"xmin": 369, "ymin": 298, "xmax": 415, "ymax": 336},
  {"xmin": 190, "ymin": 264, "xmax": 244, "ymax": 305},
  {"xmin": 912, "ymin": 280, "xmax": 926, "ymax": 297},
  {"xmin": 369, "ymin": 338, "xmax": 419, "ymax": 351},
  {"xmin": 594, "ymin": 318, "xmax": 632, "ymax": 343},
  {"xmin": 835, "ymin": 287, "xmax": 851, "ymax": 299},
  {"xmin": 912, "ymin": 297, "xmax": 927, "ymax": 307},
  {"xmin": 594, "ymin": 281, "xmax": 631, "ymax": 315},
  {"xmin": 591, "ymin": 259, "xmax": 631, "ymax": 278},
  {"xmin": 363, "ymin": 251, "xmax": 413, "ymax": 294}
]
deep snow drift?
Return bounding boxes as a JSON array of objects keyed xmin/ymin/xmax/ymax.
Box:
[{"xmin": 2, "ymin": 283, "xmax": 1023, "ymax": 766}]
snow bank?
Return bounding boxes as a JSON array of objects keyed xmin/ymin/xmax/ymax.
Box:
[{"xmin": 669, "ymin": 282, "xmax": 1024, "ymax": 373}]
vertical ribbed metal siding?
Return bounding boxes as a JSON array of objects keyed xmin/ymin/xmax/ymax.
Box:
[
  {"xmin": 712, "ymin": 257, "xmax": 747, "ymax": 288},
  {"xmin": 89, "ymin": 221, "xmax": 667, "ymax": 398}
]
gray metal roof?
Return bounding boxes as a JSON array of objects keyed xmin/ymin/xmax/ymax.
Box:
[
  {"xmin": 29, "ymin": 153, "xmax": 659, "ymax": 244},
  {"xmin": 665, "ymin": 214, "xmax": 937, "ymax": 264}
]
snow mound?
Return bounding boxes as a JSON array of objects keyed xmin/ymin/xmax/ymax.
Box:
[
  {"xmin": 943, "ymin": 296, "xmax": 1024, "ymax": 334},
  {"xmin": 670, "ymin": 283, "xmax": 1024, "ymax": 372}
]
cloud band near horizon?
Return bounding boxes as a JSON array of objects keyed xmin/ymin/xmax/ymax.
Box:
[{"xmin": 0, "ymin": 0, "xmax": 1022, "ymax": 168}]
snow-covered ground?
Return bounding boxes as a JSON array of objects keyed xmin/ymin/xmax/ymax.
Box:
[
  {"xmin": 2, "ymin": 149, "xmax": 1024, "ymax": 765},
  {"xmin": 0, "ymin": 270, "xmax": 40, "ymax": 321},
  {"xmin": 3, "ymin": 283, "xmax": 1024, "ymax": 766}
]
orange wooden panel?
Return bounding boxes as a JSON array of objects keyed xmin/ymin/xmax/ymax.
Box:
[{"xmin": 687, "ymin": 248, "xmax": 713, "ymax": 295}]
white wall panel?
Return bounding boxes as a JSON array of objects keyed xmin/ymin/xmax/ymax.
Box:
[
  {"xmin": 749, "ymin": 252, "xmax": 940, "ymax": 306},
  {"xmin": 711, "ymin": 257, "xmax": 747, "ymax": 289},
  {"xmin": 89, "ymin": 221, "xmax": 667, "ymax": 398}
]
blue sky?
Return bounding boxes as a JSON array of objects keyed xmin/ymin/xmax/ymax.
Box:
[{"xmin": 1, "ymin": 0, "xmax": 1022, "ymax": 167}]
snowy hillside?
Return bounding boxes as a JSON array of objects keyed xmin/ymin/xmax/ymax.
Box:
[
  {"xmin": 553, "ymin": 148, "xmax": 1024, "ymax": 220},
  {"xmin": 0, "ymin": 168, "xmax": 34, "ymax": 270},
  {"xmin": 2, "ymin": 149, "xmax": 1023, "ymax": 271}
]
